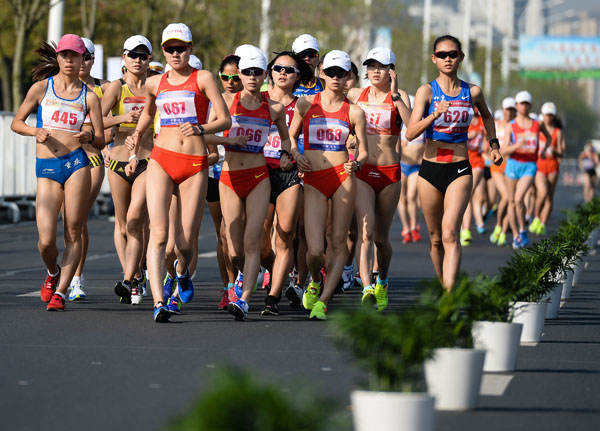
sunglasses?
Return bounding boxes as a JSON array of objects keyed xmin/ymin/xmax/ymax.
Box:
[
  {"xmin": 220, "ymin": 73, "xmax": 240, "ymax": 82},
  {"xmin": 434, "ymin": 50, "xmax": 460, "ymax": 59},
  {"xmin": 298, "ymin": 49, "xmax": 318, "ymax": 59},
  {"xmin": 324, "ymin": 68, "xmax": 349, "ymax": 79},
  {"xmin": 83, "ymin": 53, "xmax": 93, "ymax": 61},
  {"xmin": 272, "ymin": 64, "xmax": 299, "ymax": 74},
  {"xmin": 240, "ymin": 68, "xmax": 264, "ymax": 76},
  {"xmin": 126, "ymin": 51, "xmax": 150, "ymax": 60},
  {"xmin": 163, "ymin": 45, "xmax": 189, "ymax": 54}
]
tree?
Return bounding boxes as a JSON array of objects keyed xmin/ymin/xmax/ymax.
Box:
[{"xmin": 81, "ymin": 0, "xmax": 99, "ymax": 39}]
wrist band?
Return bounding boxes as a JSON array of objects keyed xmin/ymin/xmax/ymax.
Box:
[
  {"xmin": 489, "ymin": 138, "xmax": 500, "ymax": 150},
  {"xmin": 128, "ymin": 154, "xmax": 138, "ymax": 162},
  {"xmin": 280, "ymin": 149, "xmax": 291, "ymax": 159}
]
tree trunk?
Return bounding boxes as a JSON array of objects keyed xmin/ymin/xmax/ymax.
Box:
[
  {"xmin": 81, "ymin": 0, "xmax": 99, "ymax": 40},
  {"xmin": 0, "ymin": 55, "xmax": 12, "ymax": 111},
  {"xmin": 11, "ymin": 22, "xmax": 26, "ymax": 111}
]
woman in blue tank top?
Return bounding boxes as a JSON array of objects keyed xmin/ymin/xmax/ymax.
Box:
[{"xmin": 405, "ymin": 35, "xmax": 502, "ymax": 291}]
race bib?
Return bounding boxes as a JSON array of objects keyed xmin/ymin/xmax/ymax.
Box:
[
  {"xmin": 264, "ymin": 124, "xmax": 282, "ymax": 159},
  {"xmin": 359, "ymin": 102, "xmax": 392, "ymax": 135},
  {"xmin": 42, "ymin": 99, "xmax": 85, "ymax": 133},
  {"xmin": 228, "ymin": 115, "xmax": 270, "ymax": 153},
  {"xmin": 156, "ymin": 91, "xmax": 198, "ymax": 126},
  {"xmin": 433, "ymin": 100, "xmax": 473, "ymax": 135},
  {"xmin": 308, "ymin": 118, "xmax": 349, "ymax": 152},
  {"xmin": 467, "ymin": 133, "xmax": 484, "ymax": 152},
  {"xmin": 516, "ymin": 131, "xmax": 538, "ymax": 154}
]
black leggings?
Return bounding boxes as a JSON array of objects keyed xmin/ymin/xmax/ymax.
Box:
[{"xmin": 418, "ymin": 159, "xmax": 472, "ymax": 193}]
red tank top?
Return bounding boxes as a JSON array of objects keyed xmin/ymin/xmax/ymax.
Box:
[
  {"xmin": 467, "ymin": 113, "xmax": 485, "ymax": 154},
  {"xmin": 538, "ymin": 127, "xmax": 559, "ymax": 160},
  {"xmin": 156, "ymin": 69, "xmax": 209, "ymax": 128},
  {"xmin": 303, "ymin": 92, "xmax": 351, "ymax": 152},
  {"xmin": 510, "ymin": 119, "xmax": 540, "ymax": 163},
  {"xmin": 263, "ymin": 92, "xmax": 297, "ymax": 168},
  {"xmin": 356, "ymin": 87, "xmax": 401, "ymax": 135},
  {"xmin": 224, "ymin": 91, "xmax": 271, "ymax": 154}
]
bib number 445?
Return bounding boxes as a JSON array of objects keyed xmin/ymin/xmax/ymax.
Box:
[{"xmin": 51, "ymin": 111, "xmax": 78, "ymax": 125}]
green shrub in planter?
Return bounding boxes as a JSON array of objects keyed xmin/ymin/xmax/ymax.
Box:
[
  {"xmin": 169, "ymin": 367, "xmax": 345, "ymax": 431},
  {"xmin": 333, "ymin": 308, "xmax": 443, "ymax": 393}
]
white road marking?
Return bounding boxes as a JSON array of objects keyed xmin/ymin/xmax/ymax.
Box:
[
  {"xmin": 17, "ymin": 291, "xmax": 40, "ymax": 298},
  {"xmin": 479, "ymin": 374, "xmax": 514, "ymax": 396},
  {"xmin": 1, "ymin": 253, "xmax": 116, "ymax": 277},
  {"xmin": 198, "ymin": 251, "xmax": 217, "ymax": 258}
]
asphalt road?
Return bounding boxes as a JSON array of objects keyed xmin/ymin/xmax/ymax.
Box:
[{"xmin": 1, "ymin": 185, "xmax": 598, "ymax": 431}]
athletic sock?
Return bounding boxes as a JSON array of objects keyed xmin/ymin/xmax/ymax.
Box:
[
  {"xmin": 48, "ymin": 269, "xmax": 59, "ymax": 277},
  {"xmin": 376, "ymin": 276, "xmax": 388, "ymax": 285}
]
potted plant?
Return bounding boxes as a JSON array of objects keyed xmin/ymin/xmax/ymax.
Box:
[{"xmin": 333, "ymin": 308, "xmax": 439, "ymax": 431}]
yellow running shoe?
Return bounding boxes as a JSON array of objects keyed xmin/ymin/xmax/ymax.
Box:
[
  {"xmin": 309, "ymin": 300, "xmax": 327, "ymax": 320},
  {"xmin": 361, "ymin": 285, "xmax": 376, "ymax": 308},
  {"xmin": 489, "ymin": 225, "xmax": 501, "ymax": 244},
  {"xmin": 529, "ymin": 217, "xmax": 541, "ymax": 234},
  {"xmin": 460, "ymin": 229, "xmax": 472, "ymax": 246},
  {"xmin": 375, "ymin": 282, "xmax": 388, "ymax": 312},
  {"xmin": 302, "ymin": 280, "xmax": 321, "ymax": 310},
  {"xmin": 497, "ymin": 231, "xmax": 507, "ymax": 246},
  {"xmin": 536, "ymin": 223, "xmax": 546, "ymax": 236}
]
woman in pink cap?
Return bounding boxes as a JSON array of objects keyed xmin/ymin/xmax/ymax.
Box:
[{"xmin": 11, "ymin": 34, "xmax": 105, "ymax": 311}]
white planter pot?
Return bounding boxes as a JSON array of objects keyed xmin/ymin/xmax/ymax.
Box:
[
  {"xmin": 472, "ymin": 321, "xmax": 523, "ymax": 372},
  {"xmin": 351, "ymin": 390, "xmax": 435, "ymax": 431},
  {"xmin": 511, "ymin": 301, "xmax": 548, "ymax": 343},
  {"xmin": 572, "ymin": 262, "xmax": 583, "ymax": 287},
  {"xmin": 544, "ymin": 284, "xmax": 562, "ymax": 319},
  {"xmin": 424, "ymin": 348, "xmax": 485, "ymax": 410},
  {"xmin": 562, "ymin": 271, "xmax": 573, "ymax": 300}
]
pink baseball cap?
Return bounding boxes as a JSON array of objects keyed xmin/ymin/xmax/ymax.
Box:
[{"xmin": 56, "ymin": 34, "xmax": 86, "ymax": 54}]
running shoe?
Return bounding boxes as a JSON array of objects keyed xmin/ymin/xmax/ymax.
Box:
[
  {"xmin": 262, "ymin": 269, "xmax": 270, "ymax": 289},
  {"xmin": 153, "ymin": 301, "xmax": 171, "ymax": 323},
  {"xmin": 41, "ymin": 267, "xmax": 60, "ymax": 303},
  {"xmin": 176, "ymin": 270, "xmax": 194, "ymax": 303},
  {"xmin": 497, "ymin": 231, "xmax": 507, "ymax": 246},
  {"xmin": 134, "ymin": 273, "xmax": 147, "ymax": 298},
  {"xmin": 163, "ymin": 273, "xmax": 176, "ymax": 302},
  {"xmin": 529, "ymin": 217, "xmax": 541, "ymax": 234},
  {"xmin": 218, "ymin": 289, "xmax": 230, "ymax": 310},
  {"xmin": 261, "ymin": 295, "xmax": 279, "ymax": 316},
  {"xmin": 227, "ymin": 298, "xmax": 249, "ymax": 321},
  {"xmin": 309, "ymin": 301, "xmax": 328, "ymax": 320},
  {"xmin": 375, "ymin": 282, "xmax": 388, "ymax": 312},
  {"xmin": 512, "ymin": 236, "xmax": 523, "ymax": 250},
  {"xmin": 341, "ymin": 264, "xmax": 355, "ymax": 292},
  {"xmin": 401, "ymin": 230, "xmax": 412, "ymax": 243},
  {"xmin": 47, "ymin": 293, "xmax": 65, "ymax": 311},
  {"xmin": 166, "ymin": 295, "xmax": 181, "ymax": 315},
  {"xmin": 361, "ymin": 285, "xmax": 376, "ymax": 308},
  {"xmin": 288, "ymin": 266, "xmax": 299, "ymax": 287},
  {"xmin": 519, "ymin": 230, "xmax": 531, "ymax": 248},
  {"xmin": 143, "ymin": 269, "xmax": 149, "ymax": 296},
  {"xmin": 285, "ymin": 283, "xmax": 304, "ymax": 308},
  {"xmin": 114, "ymin": 280, "xmax": 132, "ymax": 304},
  {"xmin": 234, "ymin": 271, "xmax": 244, "ymax": 298},
  {"xmin": 131, "ymin": 280, "xmax": 143, "ymax": 305},
  {"xmin": 227, "ymin": 283, "xmax": 240, "ymax": 303},
  {"xmin": 489, "ymin": 225, "xmax": 501, "ymax": 244},
  {"xmin": 476, "ymin": 224, "xmax": 487, "ymax": 235},
  {"xmin": 460, "ymin": 229, "xmax": 472, "ymax": 246},
  {"xmin": 410, "ymin": 228, "xmax": 422, "ymax": 242},
  {"xmin": 302, "ymin": 278, "xmax": 322, "ymax": 310},
  {"xmin": 68, "ymin": 276, "xmax": 86, "ymax": 301},
  {"xmin": 536, "ymin": 223, "xmax": 546, "ymax": 236}
]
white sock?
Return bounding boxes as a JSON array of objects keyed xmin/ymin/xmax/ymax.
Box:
[
  {"xmin": 55, "ymin": 292, "xmax": 66, "ymax": 299},
  {"xmin": 48, "ymin": 268, "xmax": 59, "ymax": 277}
]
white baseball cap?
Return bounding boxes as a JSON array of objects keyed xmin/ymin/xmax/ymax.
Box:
[
  {"xmin": 529, "ymin": 112, "xmax": 538, "ymax": 120},
  {"xmin": 124, "ymin": 35, "xmax": 152, "ymax": 54},
  {"xmin": 238, "ymin": 46, "xmax": 267, "ymax": 71},
  {"xmin": 541, "ymin": 101, "xmax": 557, "ymax": 115},
  {"xmin": 515, "ymin": 90, "xmax": 532, "ymax": 104},
  {"xmin": 161, "ymin": 23, "xmax": 192, "ymax": 45},
  {"xmin": 189, "ymin": 54, "xmax": 203, "ymax": 70},
  {"xmin": 81, "ymin": 37, "xmax": 95, "ymax": 55},
  {"xmin": 322, "ymin": 50, "xmax": 351, "ymax": 72},
  {"xmin": 363, "ymin": 47, "xmax": 396, "ymax": 66},
  {"xmin": 502, "ymin": 97, "xmax": 516, "ymax": 110},
  {"xmin": 292, "ymin": 34, "xmax": 320, "ymax": 54},
  {"xmin": 149, "ymin": 61, "xmax": 164, "ymax": 73},
  {"xmin": 494, "ymin": 109, "xmax": 503, "ymax": 120}
]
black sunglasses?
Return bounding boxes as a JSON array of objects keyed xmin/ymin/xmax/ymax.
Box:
[
  {"xmin": 324, "ymin": 68, "xmax": 349, "ymax": 79},
  {"xmin": 272, "ymin": 64, "xmax": 299, "ymax": 74},
  {"xmin": 434, "ymin": 50, "xmax": 460, "ymax": 59},
  {"xmin": 126, "ymin": 51, "xmax": 150, "ymax": 60},
  {"xmin": 83, "ymin": 53, "xmax": 93, "ymax": 61},
  {"xmin": 220, "ymin": 73, "xmax": 240, "ymax": 82},
  {"xmin": 163, "ymin": 45, "xmax": 189, "ymax": 54},
  {"xmin": 240, "ymin": 68, "xmax": 264, "ymax": 76},
  {"xmin": 298, "ymin": 49, "xmax": 318, "ymax": 59}
]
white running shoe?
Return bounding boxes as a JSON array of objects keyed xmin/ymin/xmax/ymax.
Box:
[
  {"xmin": 131, "ymin": 282, "xmax": 143, "ymax": 305},
  {"xmin": 341, "ymin": 264, "xmax": 355, "ymax": 292},
  {"xmin": 143, "ymin": 269, "xmax": 149, "ymax": 296},
  {"xmin": 68, "ymin": 276, "xmax": 86, "ymax": 301}
]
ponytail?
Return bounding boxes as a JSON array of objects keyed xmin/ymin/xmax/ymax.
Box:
[{"xmin": 32, "ymin": 41, "xmax": 59, "ymax": 82}]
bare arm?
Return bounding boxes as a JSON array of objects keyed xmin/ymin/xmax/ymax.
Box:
[
  {"xmin": 406, "ymin": 84, "xmax": 446, "ymax": 141},
  {"xmin": 11, "ymin": 81, "xmax": 46, "ymax": 139},
  {"xmin": 289, "ymin": 96, "xmax": 312, "ymax": 172},
  {"xmin": 471, "ymin": 85, "xmax": 501, "ymax": 165},
  {"xmin": 346, "ymin": 104, "xmax": 368, "ymax": 174},
  {"xmin": 270, "ymin": 100, "xmax": 292, "ymax": 170},
  {"xmin": 85, "ymin": 91, "xmax": 105, "ymax": 149}
]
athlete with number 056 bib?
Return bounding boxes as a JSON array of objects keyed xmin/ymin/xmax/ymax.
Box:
[{"xmin": 406, "ymin": 35, "xmax": 501, "ymax": 291}]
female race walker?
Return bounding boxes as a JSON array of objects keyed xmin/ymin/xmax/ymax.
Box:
[
  {"xmin": 11, "ymin": 34, "xmax": 104, "ymax": 310},
  {"xmin": 127, "ymin": 23, "xmax": 231, "ymax": 322},
  {"xmin": 529, "ymin": 102, "xmax": 565, "ymax": 236},
  {"xmin": 406, "ymin": 35, "xmax": 501, "ymax": 290},
  {"xmin": 346, "ymin": 47, "xmax": 411, "ymax": 311},
  {"xmin": 102, "ymin": 35, "xmax": 153, "ymax": 305},
  {"xmin": 290, "ymin": 50, "xmax": 368, "ymax": 320},
  {"xmin": 579, "ymin": 142, "xmax": 598, "ymax": 203},
  {"xmin": 68, "ymin": 37, "xmax": 110, "ymax": 300},
  {"xmin": 291, "ymin": 34, "xmax": 325, "ymax": 96}
]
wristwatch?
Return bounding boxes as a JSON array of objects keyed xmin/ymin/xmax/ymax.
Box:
[
  {"xmin": 391, "ymin": 93, "xmax": 401, "ymax": 102},
  {"xmin": 197, "ymin": 124, "xmax": 205, "ymax": 136},
  {"xmin": 280, "ymin": 149, "xmax": 292, "ymax": 159},
  {"xmin": 355, "ymin": 160, "xmax": 362, "ymax": 171}
]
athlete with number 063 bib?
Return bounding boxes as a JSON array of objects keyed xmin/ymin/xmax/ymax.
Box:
[{"xmin": 406, "ymin": 35, "xmax": 501, "ymax": 291}]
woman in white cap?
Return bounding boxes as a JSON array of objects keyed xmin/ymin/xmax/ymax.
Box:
[
  {"xmin": 126, "ymin": 23, "xmax": 231, "ymax": 322},
  {"xmin": 291, "ymin": 34, "xmax": 326, "ymax": 96},
  {"xmin": 346, "ymin": 47, "xmax": 410, "ymax": 311},
  {"xmin": 501, "ymin": 90, "xmax": 551, "ymax": 249},
  {"xmin": 101, "ymin": 35, "xmax": 154, "ymax": 306},
  {"xmin": 289, "ymin": 49, "xmax": 369, "ymax": 320},
  {"xmin": 148, "ymin": 61, "xmax": 164, "ymax": 76},
  {"xmin": 529, "ymin": 101, "xmax": 565, "ymax": 235},
  {"xmin": 489, "ymin": 97, "xmax": 517, "ymax": 246},
  {"xmin": 259, "ymin": 50, "xmax": 313, "ymax": 315},
  {"xmin": 11, "ymin": 35, "xmax": 105, "ymax": 311},
  {"xmin": 406, "ymin": 35, "xmax": 501, "ymax": 291},
  {"xmin": 579, "ymin": 142, "xmax": 598, "ymax": 202},
  {"xmin": 204, "ymin": 45, "xmax": 292, "ymax": 321},
  {"xmin": 67, "ymin": 37, "xmax": 110, "ymax": 300}
]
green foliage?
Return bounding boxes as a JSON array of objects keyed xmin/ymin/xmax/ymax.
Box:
[{"xmin": 169, "ymin": 367, "xmax": 346, "ymax": 431}]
